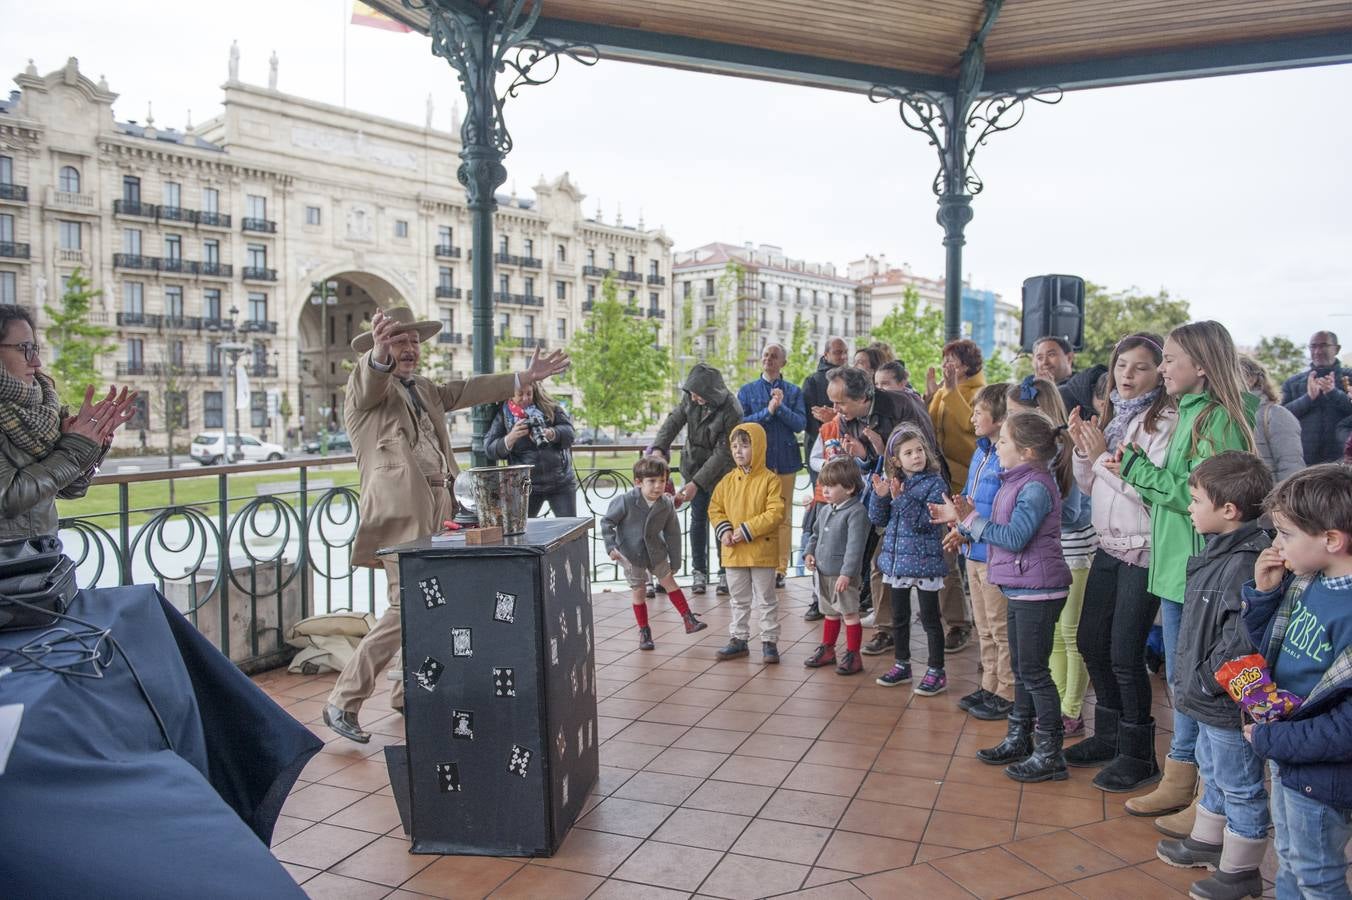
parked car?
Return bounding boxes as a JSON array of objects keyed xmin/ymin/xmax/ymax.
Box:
[
  {"xmin": 574, "ymin": 427, "xmax": 643, "ymax": 445},
  {"xmin": 190, "ymin": 432, "xmax": 287, "ymax": 465},
  {"xmin": 302, "ymin": 431, "xmax": 353, "ymax": 455}
]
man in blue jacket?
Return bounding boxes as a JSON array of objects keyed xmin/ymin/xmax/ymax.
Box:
[
  {"xmin": 1280, "ymin": 330, "xmax": 1352, "ymax": 464},
  {"xmin": 739, "ymin": 343, "xmax": 805, "ymax": 587}
]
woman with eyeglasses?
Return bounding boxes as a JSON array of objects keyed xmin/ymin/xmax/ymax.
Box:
[{"xmin": 0, "ymin": 304, "xmax": 138, "ymax": 539}]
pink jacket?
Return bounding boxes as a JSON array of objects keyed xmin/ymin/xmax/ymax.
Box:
[{"xmin": 1072, "ymin": 406, "xmax": 1177, "ymax": 568}]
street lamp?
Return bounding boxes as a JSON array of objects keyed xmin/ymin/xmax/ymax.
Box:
[
  {"xmin": 309, "ymin": 280, "xmax": 339, "ymax": 436},
  {"xmin": 219, "ymin": 304, "xmax": 250, "ymax": 463}
]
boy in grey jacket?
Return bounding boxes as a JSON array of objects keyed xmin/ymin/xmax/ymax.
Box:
[
  {"xmin": 603, "ymin": 455, "xmax": 708, "ymax": 650},
  {"xmin": 803, "ymin": 458, "xmax": 874, "ymax": 675}
]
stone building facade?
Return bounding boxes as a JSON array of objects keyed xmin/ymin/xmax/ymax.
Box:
[{"xmin": 0, "ymin": 57, "xmax": 672, "ymax": 450}]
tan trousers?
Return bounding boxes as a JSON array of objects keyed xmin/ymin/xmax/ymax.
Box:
[
  {"xmin": 967, "ymin": 560, "xmax": 1014, "ymax": 700},
  {"xmin": 776, "ymin": 473, "xmax": 796, "ymax": 576},
  {"xmin": 868, "ymin": 534, "xmax": 889, "ymax": 630},
  {"xmin": 329, "ymin": 557, "xmax": 405, "ymax": 714},
  {"xmin": 939, "ymin": 550, "xmax": 970, "ymax": 629}
]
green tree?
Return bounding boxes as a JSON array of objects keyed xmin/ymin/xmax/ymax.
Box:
[
  {"xmin": 984, "ymin": 351, "xmax": 1014, "ymax": 385},
  {"xmin": 566, "ymin": 274, "xmax": 670, "ymax": 436},
  {"xmin": 870, "ymin": 286, "xmax": 945, "ymax": 381},
  {"xmin": 1080, "ymin": 282, "xmax": 1191, "ymax": 369},
  {"xmin": 43, "ymin": 267, "xmax": 115, "ymax": 408},
  {"xmin": 781, "ymin": 313, "xmax": 817, "ymax": 385},
  {"xmin": 493, "ymin": 333, "xmax": 519, "ymax": 373},
  {"xmin": 1251, "ymin": 335, "xmax": 1305, "ymax": 386}
]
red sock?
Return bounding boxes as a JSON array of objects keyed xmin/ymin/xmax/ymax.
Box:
[
  {"xmin": 632, "ymin": 603, "xmax": 649, "ymax": 627},
  {"xmin": 845, "ymin": 623, "xmax": 863, "ymax": 653},
  {"xmin": 667, "ymin": 588, "xmax": 691, "ymax": 617},
  {"xmin": 822, "ymin": 617, "xmax": 841, "ymax": 647}
]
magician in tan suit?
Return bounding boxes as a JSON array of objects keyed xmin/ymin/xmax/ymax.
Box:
[{"xmin": 324, "ymin": 306, "xmax": 568, "ymax": 743}]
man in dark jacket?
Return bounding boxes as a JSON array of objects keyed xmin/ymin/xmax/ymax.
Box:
[
  {"xmin": 1156, "ymin": 452, "xmax": 1273, "ymax": 899},
  {"xmin": 825, "ymin": 366, "xmax": 945, "ymax": 483},
  {"xmin": 801, "ymin": 337, "xmax": 849, "ymax": 478},
  {"xmin": 651, "ymin": 363, "xmax": 743, "ymax": 595},
  {"xmin": 739, "ymin": 343, "xmax": 806, "ymax": 586},
  {"xmin": 1280, "ymin": 330, "xmax": 1352, "ymax": 464},
  {"xmin": 1034, "ymin": 336, "xmax": 1105, "ymax": 422}
]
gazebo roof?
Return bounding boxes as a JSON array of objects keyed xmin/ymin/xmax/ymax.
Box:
[{"xmin": 368, "ymin": 0, "xmax": 1352, "ymax": 93}]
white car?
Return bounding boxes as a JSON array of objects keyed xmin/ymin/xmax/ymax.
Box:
[{"xmin": 190, "ymin": 432, "xmax": 287, "ymax": 465}]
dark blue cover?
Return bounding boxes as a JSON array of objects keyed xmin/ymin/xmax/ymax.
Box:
[{"xmin": 0, "ymin": 586, "xmax": 318, "ymax": 899}]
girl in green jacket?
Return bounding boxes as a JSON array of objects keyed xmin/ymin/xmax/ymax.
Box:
[{"xmin": 1114, "ymin": 321, "xmax": 1255, "ymax": 819}]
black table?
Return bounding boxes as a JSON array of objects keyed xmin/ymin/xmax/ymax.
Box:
[
  {"xmin": 386, "ymin": 518, "xmax": 599, "ymax": 856},
  {"xmin": 0, "ymin": 586, "xmax": 321, "ymax": 899}
]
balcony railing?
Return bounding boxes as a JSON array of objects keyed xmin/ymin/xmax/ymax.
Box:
[
  {"xmin": 435, "ymin": 285, "xmax": 462, "ymax": 299},
  {"xmin": 47, "ymin": 189, "xmax": 95, "ymax": 213},
  {"xmin": 647, "ymin": 274, "xmax": 666, "ymax": 285},
  {"xmin": 581, "ymin": 300, "xmax": 594, "ymax": 312},
  {"xmin": 116, "ymin": 312, "xmax": 163, "ymax": 328},
  {"xmin": 0, "ymin": 183, "xmax": 27, "ymax": 202},
  {"xmin": 581, "ymin": 265, "xmax": 609, "ymax": 278},
  {"xmin": 0, "ymin": 241, "xmax": 30, "ymax": 260},
  {"xmin": 616, "ymin": 270, "xmax": 643, "ymax": 283},
  {"xmin": 436, "ymin": 332, "xmax": 464, "ymax": 344},
  {"xmin": 521, "ymin": 337, "xmax": 547, "ymax": 349},
  {"xmin": 241, "ymin": 218, "xmax": 277, "ymax": 234},
  {"xmin": 202, "ymin": 317, "xmax": 231, "ymax": 332},
  {"xmin": 162, "ymin": 316, "xmax": 202, "ymax": 332},
  {"xmin": 116, "ymin": 361, "xmax": 147, "ymax": 376},
  {"xmin": 113, "ymin": 253, "xmax": 158, "ymax": 271},
  {"xmin": 520, "ymin": 256, "xmax": 542, "ymax": 269},
  {"xmin": 647, "ymin": 308, "xmax": 666, "ymax": 319},
  {"xmin": 113, "ymin": 199, "xmax": 157, "ymax": 218},
  {"xmin": 434, "ymin": 244, "xmax": 462, "ymax": 258},
  {"xmin": 160, "ymin": 258, "xmax": 198, "ymax": 275},
  {"xmin": 197, "ymin": 211, "xmax": 232, "ymax": 229},
  {"xmin": 494, "ymin": 252, "xmax": 522, "ymax": 266},
  {"xmin": 249, "ymin": 363, "xmax": 279, "ymax": 378},
  {"xmin": 157, "ymin": 206, "xmax": 192, "ymax": 224},
  {"xmin": 242, "ymin": 267, "xmax": 277, "ymax": 281},
  {"xmin": 239, "ymin": 319, "xmax": 279, "ymax": 335},
  {"xmin": 199, "ymin": 262, "xmax": 233, "ymax": 278}
]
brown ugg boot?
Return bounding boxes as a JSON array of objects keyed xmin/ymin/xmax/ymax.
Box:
[
  {"xmin": 1154, "ymin": 782, "xmax": 1202, "ymax": 838},
  {"xmin": 1125, "ymin": 757, "xmax": 1197, "ymax": 817}
]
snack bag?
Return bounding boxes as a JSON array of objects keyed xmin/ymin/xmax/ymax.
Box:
[{"xmin": 1215, "ymin": 653, "xmax": 1303, "ymax": 723}]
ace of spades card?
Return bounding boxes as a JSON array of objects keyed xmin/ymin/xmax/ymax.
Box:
[
  {"xmin": 414, "ymin": 656, "xmax": 444, "ymax": 692},
  {"xmin": 492, "ymin": 591, "xmax": 516, "ymax": 624},
  {"xmin": 493, "ymin": 667, "xmax": 516, "ymax": 698},
  {"xmin": 436, "ymin": 762, "xmax": 461, "ymax": 793}
]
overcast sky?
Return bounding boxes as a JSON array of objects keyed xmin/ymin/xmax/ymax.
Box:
[{"xmin": 5, "ymin": 0, "xmax": 1350, "ymax": 352}]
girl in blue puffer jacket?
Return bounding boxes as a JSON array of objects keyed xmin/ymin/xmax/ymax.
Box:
[{"xmin": 868, "ymin": 425, "xmax": 949, "ymax": 696}]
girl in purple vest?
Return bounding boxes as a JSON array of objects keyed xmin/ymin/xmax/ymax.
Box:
[{"xmin": 946, "ymin": 410, "xmax": 1074, "ymax": 783}]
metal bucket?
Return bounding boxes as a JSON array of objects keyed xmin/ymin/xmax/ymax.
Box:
[{"xmin": 468, "ymin": 465, "xmax": 533, "ymax": 535}]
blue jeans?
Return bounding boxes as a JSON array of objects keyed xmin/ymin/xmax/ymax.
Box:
[
  {"xmin": 1195, "ymin": 723, "xmax": 1269, "ymax": 839},
  {"xmin": 1161, "ymin": 600, "xmax": 1199, "ymax": 763},
  {"xmin": 1270, "ymin": 763, "xmax": 1352, "ymax": 900}
]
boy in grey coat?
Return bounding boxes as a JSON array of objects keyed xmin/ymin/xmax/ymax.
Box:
[
  {"xmin": 603, "ymin": 455, "xmax": 707, "ymax": 649},
  {"xmin": 803, "ymin": 457, "xmax": 874, "ymax": 675}
]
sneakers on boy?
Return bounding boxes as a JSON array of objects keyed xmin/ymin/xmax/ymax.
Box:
[
  {"xmin": 876, "ymin": 662, "xmax": 912, "ymax": 686},
  {"xmin": 861, "ymin": 630, "xmax": 894, "ymax": 656},
  {"xmin": 645, "ymin": 582, "xmax": 656, "ymax": 599},
  {"xmin": 971, "ymin": 695, "xmax": 1014, "ymax": 720},
  {"xmin": 958, "ymin": 688, "xmax": 993, "ymax": 712},
  {"xmin": 804, "ymin": 644, "xmax": 837, "ymax": 668},
  {"xmin": 716, "ymin": 637, "xmax": 748, "ymax": 659},
  {"xmin": 691, "ymin": 571, "xmax": 708, "ymax": 595},
  {"xmin": 835, "ymin": 650, "xmax": 862, "ymax": 675},
  {"xmin": 716, "ymin": 573, "xmax": 730, "ymax": 596},
  {"xmin": 682, "ymin": 612, "xmax": 708, "ymax": 634},
  {"xmin": 915, "ymin": 667, "xmax": 948, "ymax": 696},
  {"xmin": 637, "ymin": 626, "xmax": 655, "ymax": 651},
  {"xmin": 762, "ymin": 641, "xmax": 780, "ymax": 664},
  {"xmin": 803, "ymin": 602, "xmax": 824, "ymax": 622}
]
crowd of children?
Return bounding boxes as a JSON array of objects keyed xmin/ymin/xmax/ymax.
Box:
[{"xmin": 615, "ymin": 320, "xmax": 1350, "ymax": 899}]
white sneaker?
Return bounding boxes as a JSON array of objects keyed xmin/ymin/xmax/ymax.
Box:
[{"xmin": 860, "ymin": 609, "xmax": 877, "ymax": 628}]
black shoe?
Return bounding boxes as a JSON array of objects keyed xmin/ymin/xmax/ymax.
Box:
[
  {"xmin": 323, "ymin": 704, "xmax": 371, "ymax": 744},
  {"xmin": 969, "ymin": 694, "xmax": 1014, "ymax": 721},
  {"xmin": 835, "ymin": 650, "xmax": 863, "ymax": 675},
  {"xmin": 861, "ymin": 630, "xmax": 894, "ymax": 656},
  {"xmin": 1156, "ymin": 836, "xmax": 1222, "ymax": 870},
  {"xmin": 775, "ymin": 573, "xmax": 786, "ymax": 589},
  {"xmin": 944, "ymin": 625, "xmax": 972, "ymax": 653},
  {"xmin": 1066, "ymin": 706, "xmax": 1120, "ymax": 768},
  {"xmin": 762, "ymin": 641, "xmax": 780, "ymax": 664},
  {"xmin": 717, "ymin": 637, "xmax": 749, "ymax": 659},
  {"xmin": 977, "ymin": 714, "xmax": 1033, "ymax": 765},
  {"xmin": 1093, "ymin": 719, "xmax": 1162, "ymax": 793},
  {"xmin": 804, "ymin": 644, "xmax": 837, "ymax": 668},
  {"xmin": 1005, "ymin": 726, "xmax": 1068, "ymax": 783},
  {"xmin": 1187, "ymin": 868, "xmax": 1263, "ymax": 900},
  {"xmin": 716, "ymin": 574, "xmax": 730, "ymax": 596},
  {"xmin": 682, "ymin": 612, "xmax": 708, "ymax": 634},
  {"xmin": 803, "ymin": 603, "xmax": 824, "ymax": 622},
  {"xmin": 638, "ymin": 626, "xmax": 655, "ymax": 651},
  {"xmin": 958, "ymin": 688, "xmax": 993, "ymax": 712}
]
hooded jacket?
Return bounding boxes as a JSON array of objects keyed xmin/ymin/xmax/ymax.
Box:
[
  {"xmin": 1119, "ymin": 390, "xmax": 1257, "ymax": 602},
  {"xmin": 708, "ymin": 422, "xmax": 786, "ymax": 568},
  {"xmin": 1174, "ymin": 521, "xmax": 1271, "ymax": 729},
  {"xmin": 652, "ymin": 363, "xmax": 743, "ymax": 494}
]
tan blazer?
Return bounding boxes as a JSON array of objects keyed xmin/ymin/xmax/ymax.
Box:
[{"xmin": 346, "ymin": 350, "xmax": 517, "ymax": 567}]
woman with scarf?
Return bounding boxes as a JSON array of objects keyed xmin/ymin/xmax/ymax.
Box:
[
  {"xmin": 484, "ymin": 380, "xmax": 577, "ymax": 516},
  {"xmin": 1064, "ymin": 332, "xmax": 1178, "ymax": 793},
  {"xmin": 0, "ymin": 305, "xmax": 138, "ymax": 539}
]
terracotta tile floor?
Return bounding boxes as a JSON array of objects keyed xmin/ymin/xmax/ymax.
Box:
[{"xmin": 257, "ymin": 577, "xmax": 1286, "ymax": 899}]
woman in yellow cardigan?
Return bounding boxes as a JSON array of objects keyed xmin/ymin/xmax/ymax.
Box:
[{"xmin": 925, "ymin": 338, "xmax": 987, "ymax": 652}]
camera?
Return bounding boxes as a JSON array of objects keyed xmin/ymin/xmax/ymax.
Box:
[{"xmin": 526, "ymin": 411, "xmax": 550, "ymax": 446}]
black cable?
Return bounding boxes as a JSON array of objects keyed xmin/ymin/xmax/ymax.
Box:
[{"xmin": 0, "ymin": 596, "xmax": 175, "ymax": 753}]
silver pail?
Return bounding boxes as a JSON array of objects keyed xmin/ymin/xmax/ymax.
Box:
[{"xmin": 468, "ymin": 465, "xmax": 533, "ymax": 535}]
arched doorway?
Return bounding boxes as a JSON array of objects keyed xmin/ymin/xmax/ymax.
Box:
[{"xmin": 296, "ymin": 271, "xmax": 401, "ymax": 439}]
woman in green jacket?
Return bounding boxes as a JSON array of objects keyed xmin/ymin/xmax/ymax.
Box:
[{"xmin": 1114, "ymin": 321, "xmax": 1255, "ymax": 821}]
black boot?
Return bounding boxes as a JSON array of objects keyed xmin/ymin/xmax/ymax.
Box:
[
  {"xmin": 1093, "ymin": 718, "xmax": 1162, "ymax": 793},
  {"xmin": 977, "ymin": 713, "xmax": 1033, "ymax": 765},
  {"xmin": 1065, "ymin": 706, "xmax": 1120, "ymax": 768},
  {"xmin": 1005, "ymin": 725, "xmax": 1069, "ymax": 783}
]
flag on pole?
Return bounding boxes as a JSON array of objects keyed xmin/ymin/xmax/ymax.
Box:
[{"xmin": 351, "ymin": 1, "xmax": 414, "ymax": 33}]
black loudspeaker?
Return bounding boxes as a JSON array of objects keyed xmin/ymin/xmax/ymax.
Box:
[{"xmin": 1021, "ymin": 275, "xmax": 1085, "ymax": 353}]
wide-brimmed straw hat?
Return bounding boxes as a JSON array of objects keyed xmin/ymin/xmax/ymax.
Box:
[{"xmin": 350, "ymin": 305, "xmax": 442, "ymax": 353}]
